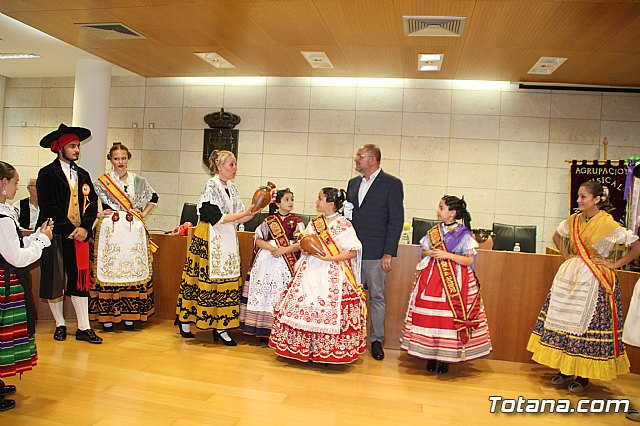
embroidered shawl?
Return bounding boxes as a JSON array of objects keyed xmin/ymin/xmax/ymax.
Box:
[
  {"xmin": 94, "ymin": 170, "xmax": 155, "ymax": 210},
  {"xmin": 198, "ymin": 175, "xmax": 245, "ymax": 279}
]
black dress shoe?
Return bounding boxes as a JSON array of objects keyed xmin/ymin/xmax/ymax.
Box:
[
  {"xmin": 102, "ymin": 323, "xmax": 114, "ymax": 332},
  {"xmin": 0, "ymin": 398, "xmax": 15, "ymax": 412},
  {"xmin": 175, "ymin": 322, "xmax": 194, "ymax": 338},
  {"xmin": 123, "ymin": 322, "xmax": 134, "ymax": 331},
  {"xmin": 0, "ymin": 383, "xmax": 16, "ymax": 397},
  {"xmin": 53, "ymin": 325, "xmax": 67, "ymax": 341},
  {"xmin": 426, "ymin": 360, "xmax": 437, "ymax": 372},
  {"xmin": 76, "ymin": 328, "xmax": 104, "ymax": 344},
  {"xmin": 213, "ymin": 329, "xmax": 237, "ymax": 346},
  {"xmin": 371, "ymin": 341, "xmax": 385, "ymax": 360}
]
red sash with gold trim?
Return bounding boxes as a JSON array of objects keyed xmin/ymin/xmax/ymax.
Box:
[
  {"xmin": 265, "ymin": 215, "xmax": 298, "ymax": 275},
  {"xmin": 312, "ymin": 216, "xmax": 368, "ymax": 323},
  {"xmin": 428, "ymin": 225, "xmax": 481, "ymax": 344},
  {"xmin": 97, "ymin": 174, "xmax": 158, "ymax": 253},
  {"xmin": 571, "ymin": 217, "xmax": 621, "ymax": 357}
]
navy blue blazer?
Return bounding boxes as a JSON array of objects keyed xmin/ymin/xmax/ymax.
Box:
[{"xmin": 347, "ymin": 169, "xmax": 404, "ymax": 260}]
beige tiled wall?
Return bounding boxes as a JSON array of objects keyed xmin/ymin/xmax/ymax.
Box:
[{"xmin": 3, "ymin": 76, "xmax": 640, "ymax": 252}]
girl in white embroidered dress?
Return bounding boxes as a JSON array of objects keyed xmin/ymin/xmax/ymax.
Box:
[
  {"xmin": 269, "ymin": 188, "xmax": 366, "ymax": 364},
  {"xmin": 240, "ymin": 188, "xmax": 303, "ymax": 341}
]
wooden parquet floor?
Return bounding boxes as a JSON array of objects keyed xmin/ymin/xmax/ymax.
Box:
[{"xmin": 2, "ymin": 319, "xmax": 639, "ymax": 425}]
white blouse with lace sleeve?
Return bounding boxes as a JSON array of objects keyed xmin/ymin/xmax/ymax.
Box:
[{"xmin": 0, "ymin": 217, "xmax": 51, "ymax": 268}]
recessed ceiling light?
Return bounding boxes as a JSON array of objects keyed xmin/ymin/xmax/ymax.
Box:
[
  {"xmin": 528, "ymin": 56, "xmax": 567, "ymax": 75},
  {"xmin": 418, "ymin": 54, "xmax": 442, "ymax": 62},
  {"xmin": 301, "ymin": 51, "xmax": 333, "ymax": 69},
  {"xmin": 418, "ymin": 53, "xmax": 443, "ymax": 71},
  {"xmin": 194, "ymin": 52, "xmax": 235, "ymax": 69},
  {"xmin": 0, "ymin": 53, "xmax": 40, "ymax": 60}
]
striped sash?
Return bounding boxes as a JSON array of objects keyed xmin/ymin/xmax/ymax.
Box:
[{"xmin": 265, "ymin": 215, "xmax": 298, "ymax": 275}]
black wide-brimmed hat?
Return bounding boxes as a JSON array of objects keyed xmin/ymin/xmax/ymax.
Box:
[{"xmin": 39, "ymin": 123, "xmax": 91, "ymax": 149}]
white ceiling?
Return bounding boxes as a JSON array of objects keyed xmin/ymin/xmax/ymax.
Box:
[{"xmin": 0, "ymin": 13, "xmax": 132, "ymax": 78}]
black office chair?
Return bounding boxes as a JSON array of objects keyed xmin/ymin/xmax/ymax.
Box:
[
  {"xmin": 179, "ymin": 203, "xmax": 198, "ymax": 225},
  {"xmin": 492, "ymin": 223, "xmax": 537, "ymax": 253},
  {"xmin": 411, "ymin": 217, "xmax": 439, "ymax": 245},
  {"xmin": 243, "ymin": 212, "xmax": 269, "ymax": 232},
  {"xmin": 296, "ymin": 214, "xmax": 312, "ymax": 227}
]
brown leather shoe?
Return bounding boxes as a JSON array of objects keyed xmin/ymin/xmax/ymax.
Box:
[
  {"xmin": 53, "ymin": 325, "xmax": 67, "ymax": 341},
  {"xmin": 75, "ymin": 328, "xmax": 103, "ymax": 344}
]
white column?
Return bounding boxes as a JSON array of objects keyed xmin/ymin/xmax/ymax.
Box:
[
  {"xmin": 72, "ymin": 59, "xmax": 111, "ymax": 179},
  {"xmin": 0, "ymin": 75, "xmax": 6, "ymax": 158}
]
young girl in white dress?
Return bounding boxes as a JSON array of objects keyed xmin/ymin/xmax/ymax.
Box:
[{"xmin": 240, "ymin": 188, "xmax": 303, "ymax": 341}]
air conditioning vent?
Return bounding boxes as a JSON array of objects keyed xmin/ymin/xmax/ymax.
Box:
[
  {"xmin": 76, "ymin": 23, "xmax": 145, "ymax": 40},
  {"xmin": 403, "ymin": 16, "xmax": 466, "ymax": 37}
]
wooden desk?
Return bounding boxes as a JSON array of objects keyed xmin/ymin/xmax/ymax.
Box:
[
  {"xmin": 28, "ymin": 231, "xmax": 640, "ymax": 373},
  {"xmin": 29, "ymin": 233, "xmax": 188, "ymax": 322}
]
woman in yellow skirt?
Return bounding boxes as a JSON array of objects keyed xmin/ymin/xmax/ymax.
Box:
[
  {"xmin": 175, "ymin": 150, "xmax": 257, "ymax": 345},
  {"xmin": 528, "ymin": 181, "xmax": 640, "ymax": 392}
]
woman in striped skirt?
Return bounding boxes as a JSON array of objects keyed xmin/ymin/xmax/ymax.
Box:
[
  {"xmin": 400, "ymin": 195, "xmax": 492, "ymax": 373},
  {"xmin": 0, "ymin": 161, "xmax": 53, "ymax": 411}
]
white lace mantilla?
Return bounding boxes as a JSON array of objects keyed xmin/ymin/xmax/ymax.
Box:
[
  {"xmin": 93, "ymin": 170, "xmax": 155, "ymax": 210},
  {"xmin": 198, "ymin": 175, "xmax": 245, "ymax": 279}
]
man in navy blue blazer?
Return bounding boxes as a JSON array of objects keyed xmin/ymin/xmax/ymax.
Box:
[{"xmin": 346, "ymin": 144, "xmax": 404, "ymax": 360}]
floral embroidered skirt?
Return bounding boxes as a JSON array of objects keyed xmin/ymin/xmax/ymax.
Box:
[
  {"xmin": 400, "ymin": 264, "xmax": 492, "ymax": 363},
  {"xmin": 0, "ymin": 269, "xmax": 37, "ymax": 378},
  {"xmin": 176, "ymin": 222, "xmax": 241, "ymax": 330},
  {"xmin": 269, "ymin": 279, "xmax": 366, "ymax": 364},
  {"xmin": 89, "ymin": 280, "xmax": 154, "ymax": 323},
  {"xmin": 527, "ymin": 282, "xmax": 629, "ymax": 380}
]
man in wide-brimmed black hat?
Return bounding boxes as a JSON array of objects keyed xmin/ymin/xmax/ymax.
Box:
[{"xmin": 36, "ymin": 123, "xmax": 102, "ymax": 344}]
